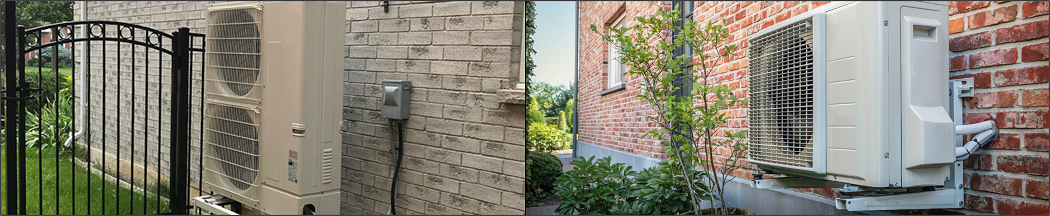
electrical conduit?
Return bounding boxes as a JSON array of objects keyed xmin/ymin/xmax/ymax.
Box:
[{"xmin": 387, "ymin": 119, "xmax": 405, "ymax": 215}]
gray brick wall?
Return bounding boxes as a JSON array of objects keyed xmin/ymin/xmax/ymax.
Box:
[
  {"xmin": 72, "ymin": 0, "xmax": 214, "ymax": 192},
  {"xmin": 341, "ymin": 1, "xmax": 526, "ymax": 214},
  {"xmin": 72, "ymin": 1, "xmax": 526, "ymax": 214}
]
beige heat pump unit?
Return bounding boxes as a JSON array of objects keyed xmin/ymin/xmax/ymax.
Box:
[{"xmin": 200, "ymin": 1, "xmax": 344, "ymax": 215}]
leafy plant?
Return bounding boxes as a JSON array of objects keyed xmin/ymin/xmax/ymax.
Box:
[
  {"xmin": 553, "ymin": 156, "xmax": 637, "ymax": 215},
  {"xmin": 526, "ymin": 151, "xmax": 563, "ymax": 206},
  {"xmin": 525, "ymin": 1, "xmax": 536, "ymax": 102},
  {"xmin": 624, "ymin": 159, "xmax": 713, "ymax": 215},
  {"xmin": 25, "ymin": 77, "xmax": 74, "ymax": 153},
  {"xmin": 592, "ymin": 5, "xmax": 747, "ymax": 214},
  {"xmin": 526, "ymin": 123, "xmax": 571, "ymax": 152}
]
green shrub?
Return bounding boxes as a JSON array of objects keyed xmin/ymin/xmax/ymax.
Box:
[
  {"xmin": 525, "ymin": 151, "xmax": 563, "ymax": 206},
  {"xmin": 53, "ymin": 58, "xmax": 74, "ymax": 68},
  {"xmin": 615, "ymin": 160, "xmax": 713, "ymax": 215},
  {"xmin": 526, "ymin": 123, "xmax": 571, "ymax": 151},
  {"xmin": 528, "ymin": 152, "xmax": 562, "ymax": 190},
  {"xmin": 557, "ymin": 111, "xmax": 567, "ymax": 131},
  {"xmin": 6, "ymin": 69, "xmax": 72, "ymax": 113},
  {"xmin": 527, "ymin": 97, "xmax": 546, "ymax": 125},
  {"xmin": 27, "ymin": 57, "xmax": 40, "ymax": 67},
  {"xmin": 553, "ymin": 156, "xmax": 637, "ymax": 215},
  {"xmin": 527, "ymin": 109, "xmax": 545, "ymax": 125},
  {"xmin": 525, "ymin": 151, "xmax": 536, "ymax": 205},
  {"xmin": 563, "ymin": 99, "xmax": 574, "ymax": 132},
  {"xmin": 552, "ymin": 156, "xmax": 714, "ymax": 215},
  {"xmin": 37, "ymin": 45, "xmax": 72, "ymax": 62}
]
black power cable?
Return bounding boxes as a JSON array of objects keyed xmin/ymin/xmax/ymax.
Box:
[{"xmin": 387, "ymin": 119, "xmax": 405, "ymax": 215}]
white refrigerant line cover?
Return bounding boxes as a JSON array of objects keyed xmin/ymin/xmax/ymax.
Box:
[
  {"xmin": 201, "ymin": 1, "xmax": 344, "ymax": 215},
  {"xmin": 747, "ymin": 1, "xmax": 952, "ymax": 188}
]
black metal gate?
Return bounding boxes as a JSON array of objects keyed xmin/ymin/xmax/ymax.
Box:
[{"xmin": 1, "ymin": 2, "xmax": 204, "ymax": 215}]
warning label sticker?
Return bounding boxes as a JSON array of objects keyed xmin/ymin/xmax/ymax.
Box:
[{"xmin": 288, "ymin": 150, "xmax": 298, "ymax": 183}]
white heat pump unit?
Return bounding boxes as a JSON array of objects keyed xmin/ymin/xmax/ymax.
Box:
[
  {"xmin": 747, "ymin": 1, "xmax": 954, "ymax": 189},
  {"xmin": 201, "ymin": 1, "xmax": 344, "ymax": 215}
]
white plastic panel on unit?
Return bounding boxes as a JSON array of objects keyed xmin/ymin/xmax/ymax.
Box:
[
  {"xmin": 822, "ymin": 1, "xmax": 883, "ymax": 186},
  {"xmin": 900, "ymin": 6, "xmax": 953, "ymax": 186}
]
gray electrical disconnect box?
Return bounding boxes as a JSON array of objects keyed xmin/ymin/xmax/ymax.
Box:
[{"xmin": 381, "ymin": 80, "xmax": 412, "ymax": 120}]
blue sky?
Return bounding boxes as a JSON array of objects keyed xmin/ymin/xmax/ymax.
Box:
[{"xmin": 531, "ymin": 1, "xmax": 576, "ymax": 87}]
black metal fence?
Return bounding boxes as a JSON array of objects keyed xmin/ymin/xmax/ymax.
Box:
[{"xmin": 1, "ymin": 2, "xmax": 204, "ymax": 214}]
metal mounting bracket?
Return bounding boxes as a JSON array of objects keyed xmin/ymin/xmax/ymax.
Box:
[
  {"xmin": 950, "ymin": 78, "xmax": 974, "ymax": 145},
  {"xmin": 834, "ymin": 187, "xmax": 963, "ymax": 211},
  {"xmin": 751, "ymin": 177, "xmax": 847, "ymax": 189},
  {"xmin": 832, "ymin": 160, "xmax": 964, "ymax": 211},
  {"xmin": 192, "ymin": 195, "xmax": 241, "ymax": 215}
]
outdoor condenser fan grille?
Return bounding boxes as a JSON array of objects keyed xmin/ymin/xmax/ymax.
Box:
[
  {"xmin": 204, "ymin": 103, "xmax": 260, "ymax": 190},
  {"xmin": 206, "ymin": 8, "xmax": 261, "ymax": 98},
  {"xmin": 747, "ymin": 19, "xmax": 816, "ymax": 168}
]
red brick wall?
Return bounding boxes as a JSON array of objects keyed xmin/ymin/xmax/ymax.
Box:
[
  {"xmin": 948, "ymin": 1, "xmax": 1049, "ymax": 215},
  {"xmin": 578, "ymin": 1, "xmax": 672, "ymax": 160},
  {"xmin": 577, "ymin": 1, "xmax": 1049, "ymax": 214}
]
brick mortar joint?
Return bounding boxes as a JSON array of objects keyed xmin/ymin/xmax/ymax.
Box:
[
  {"xmin": 341, "ymin": 119, "xmax": 516, "ymax": 134},
  {"xmin": 948, "ymin": 60, "xmax": 1049, "ymax": 76},
  {"xmin": 964, "ymin": 170, "xmax": 1050, "ymax": 184},
  {"xmin": 961, "ymin": 82, "xmax": 1050, "ymax": 95},
  {"xmin": 964, "ymin": 148, "xmax": 1050, "ymax": 159},
  {"xmin": 948, "ymin": 21, "xmax": 1050, "ymax": 50},
  {"xmin": 347, "ymin": 149, "xmax": 518, "ymax": 169},
  {"xmin": 947, "ymin": 1, "xmax": 1027, "ymax": 20},
  {"xmin": 951, "ymin": 13, "xmax": 1050, "ymax": 35},
  {"xmin": 962, "ymin": 189, "xmax": 1050, "ymax": 205}
]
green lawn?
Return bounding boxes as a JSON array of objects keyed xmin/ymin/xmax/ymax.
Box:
[
  {"xmin": 0, "ymin": 146, "xmax": 170, "ymax": 214},
  {"xmin": 27, "ymin": 67, "xmax": 74, "ymax": 76}
]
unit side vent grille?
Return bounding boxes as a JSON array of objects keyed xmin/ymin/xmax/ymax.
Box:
[
  {"xmin": 205, "ymin": 7, "xmax": 262, "ymax": 99},
  {"xmin": 204, "ymin": 103, "xmax": 261, "ymax": 191},
  {"xmin": 747, "ymin": 19, "xmax": 816, "ymax": 169},
  {"xmin": 321, "ymin": 148, "xmax": 334, "ymax": 184}
]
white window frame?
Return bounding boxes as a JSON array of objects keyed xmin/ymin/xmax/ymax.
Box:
[
  {"xmin": 607, "ymin": 13, "xmax": 627, "ymax": 89},
  {"xmin": 517, "ymin": 3, "xmax": 528, "ymax": 89}
]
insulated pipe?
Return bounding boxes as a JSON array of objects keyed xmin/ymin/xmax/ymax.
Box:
[
  {"xmin": 63, "ymin": 1, "xmax": 89, "ymax": 147},
  {"xmin": 955, "ymin": 121, "xmax": 998, "ymax": 161},
  {"xmin": 956, "ymin": 120, "xmax": 995, "ymax": 135}
]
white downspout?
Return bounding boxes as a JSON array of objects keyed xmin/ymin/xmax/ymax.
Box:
[{"xmin": 63, "ymin": 1, "xmax": 88, "ymax": 147}]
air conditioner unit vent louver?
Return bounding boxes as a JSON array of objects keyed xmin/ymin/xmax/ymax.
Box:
[
  {"xmin": 205, "ymin": 103, "xmax": 260, "ymax": 191},
  {"xmin": 206, "ymin": 8, "xmax": 261, "ymax": 98},
  {"xmin": 748, "ymin": 19, "xmax": 816, "ymax": 169}
]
